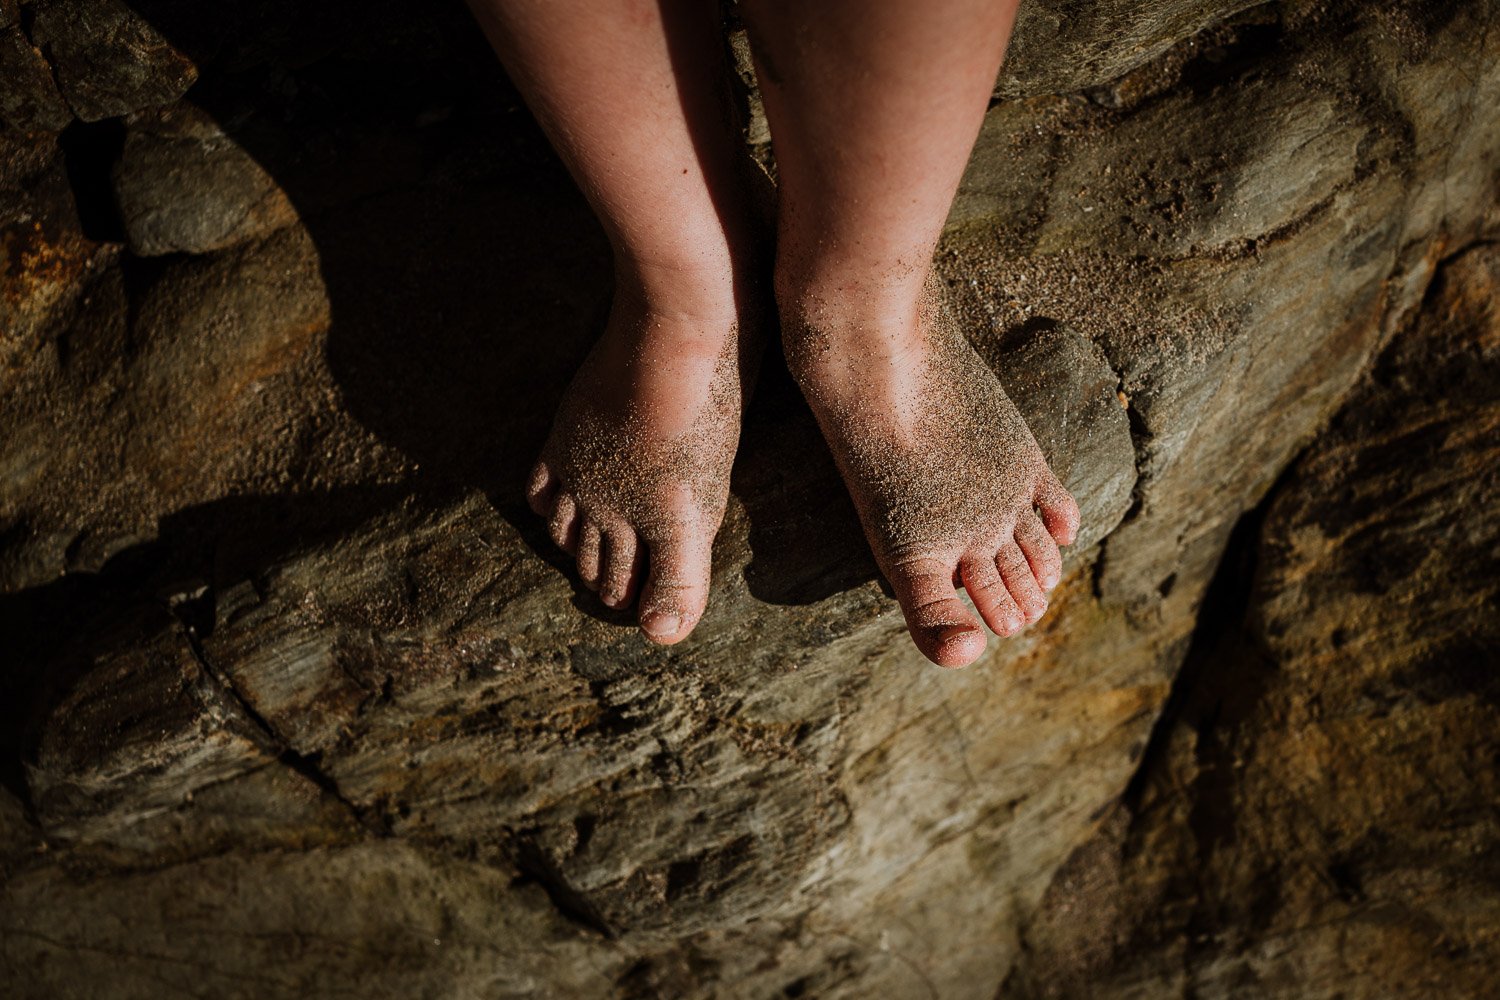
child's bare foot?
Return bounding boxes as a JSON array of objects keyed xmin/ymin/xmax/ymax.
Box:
[
  {"xmin": 784, "ymin": 277, "xmax": 1081, "ymax": 668},
  {"xmin": 527, "ymin": 264, "xmax": 756, "ymax": 644}
]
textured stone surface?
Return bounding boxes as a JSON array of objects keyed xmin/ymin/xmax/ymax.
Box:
[
  {"xmin": 27, "ymin": 0, "xmax": 197, "ymax": 121},
  {"xmin": 112, "ymin": 104, "xmax": 298, "ymax": 255},
  {"xmin": 0, "ymin": 19, "xmax": 72, "ymax": 132},
  {"xmin": 1, "ymin": 1, "xmax": 1497, "ymax": 997},
  {"xmin": 999, "ymin": 0, "xmax": 1267, "ymax": 99},
  {"xmin": 1006, "ymin": 239, "xmax": 1500, "ymax": 1000}
]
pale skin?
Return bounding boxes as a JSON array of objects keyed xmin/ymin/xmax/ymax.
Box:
[{"xmin": 466, "ymin": 0, "xmax": 1080, "ymax": 667}]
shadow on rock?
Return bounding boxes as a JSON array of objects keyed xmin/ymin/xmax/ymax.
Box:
[
  {"xmin": 93, "ymin": 0, "xmax": 838, "ymax": 615},
  {"xmin": 0, "ymin": 483, "xmax": 411, "ymax": 808},
  {"xmin": 731, "ymin": 354, "xmax": 878, "ymax": 606}
]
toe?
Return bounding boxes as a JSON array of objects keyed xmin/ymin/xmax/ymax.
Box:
[
  {"xmin": 887, "ymin": 554, "xmax": 987, "ymax": 668},
  {"xmin": 1015, "ymin": 513, "xmax": 1063, "ymax": 592},
  {"xmin": 548, "ymin": 492, "xmax": 580, "ymax": 554},
  {"xmin": 1036, "ymin": 479, "xmax": 1081, "ymax": 547},
  {"xmin": 960, "ymin": 555, "xmax": 1025, "ymax": 637},
  {"xmin": 996, "ymin": 541, "xmax": 1048, "ymax": 624},
  {"xmin": 638, "ymin": 532, "xmax": 713, "ymax": 645},
  {"xmin": 527, "ymin": 461, "xmax": 559, "ymax": 517},
  {"xmin": 576, "ymin": 519, "xmax": 603, "ymax": 591},
  {"xmin": 599, "ymin": 528, "xmax": 642, "ymax": 609}
]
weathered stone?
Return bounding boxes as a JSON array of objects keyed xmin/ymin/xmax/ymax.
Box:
[
  {"xmin": 1, "ymin": 842, "xmax": 628, "ymax": 998},
  {"xmin": 0, "ymin": 134, "xmax": 112, "ymax": 397},
  {"xmin": 28, "ymin": 604, "xmax": 270, "ymax": 839},
  {"xmin": 954, "ymin": 2, "xmax": 1500, "ymax": 624},
  {"xmin": 1006, "ymin": 239, "xmax": 1500, "ymax": 1000},
  {"xmin": 0, "ymin": 788, "xmax": 37, "ymax": 880},
  {"xmin": 0, "ymin": 1, "xmax": 1497, "ymax": 997},
  {"xmin": 988, "ymin": 319, "xmax": 1137, "ymax": 552},
  {"xmin": 1000, "ymin": 0, "xmax": 1267, "ymax": 99},
  {"xmin": 0, "ymin": 224, "xmax": 411, "ymax": 592},
  {"xmin": 0, "ymin": 24, "xmax": 72, "ymax": 132},
  {"xmin": 112, "ymin": 104, "xmax": 297, "ymax": 255},
  {"xmin": 26, "ymin": 598, "xmax": 366, "ymax": 866},
  {"xmin": 28, "ymin": 0, "xmax": 197, "ymax": 121}
]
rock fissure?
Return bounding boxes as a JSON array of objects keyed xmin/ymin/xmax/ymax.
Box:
[{"xmin": 168, "ymin": 611, "xmax": 384, "ymax": 840}]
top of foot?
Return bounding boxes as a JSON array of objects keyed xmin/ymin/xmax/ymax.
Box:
[
  {"xmin": 528, "ymin": 285, "xmax": 756, "ymax": 645},
  {"xmin": 786, "ymin": 278, "xmax": 1081, "ymax": 667}
]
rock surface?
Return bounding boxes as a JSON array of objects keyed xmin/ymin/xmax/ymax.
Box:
[
  {"xmin": 1006, "ymin": 238, "xmax": 1500, "ymax": 1000},
  {"xmin": 112, "ymin": 104, "xmax": 298, "ymax": 255},
  {"xmin": 0, "ymin": 7, "xmax": 71, "ymax": 133},
  {"xmin": 1, "ymin": 1, "xmax": 1497, "ymax": 997},
  {"xmin": 28, "ymin": 0, "xmax": 197, "ymax": 122}
]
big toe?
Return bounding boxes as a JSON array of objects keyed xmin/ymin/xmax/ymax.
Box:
[
  {"xmin": 888, "ymin": 555, "xmax": 987, "ymax": 668},
  {"xmin": 639, "ymin": 530, "xmax": 713, "ymax": 644}
]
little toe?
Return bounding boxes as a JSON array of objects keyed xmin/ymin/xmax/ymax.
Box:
[
  {"xmin": 996, "ymin": 541, "xmax": 1048, "ymax": 624},
  {"xmin": 638, "ymin": 533, "xmax": 713, "ymax": 645},
  {"xmin": 548, "ymin": 492, "xmax": 580, "ymax": 554},
  {"xmin": 527, "ymin": 461, "xmax": 559, "ymax": 517},
  {"xmin": 961, "ymin": 556, "xmax": 1025, "ymax": 637},
  {"xmin": 576, "ymin": 519, "xmax": 603, "ymax": 591},
  {"xmin": 1036, "ymin": 480, "xmax": 1082, "ymax": 547},
  {"xmin": 599, "ymin": 528, "xmax": 642, "ymax": 609},
  {"xmin": 888, "ymin": 555, "xmax": 987, "ymax": 668},
  {"xmin": 1015, "ymin": 513, "xmax": 1063, "ymax": 592}
]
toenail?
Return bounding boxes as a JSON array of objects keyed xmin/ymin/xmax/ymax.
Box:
[
  {"xmin": 937, "ymin": 624, "xmax": 979, "ymax": 645},
  {"xmin": 643, "ymin": 612, "xmax": 682, "ymax": 638}
]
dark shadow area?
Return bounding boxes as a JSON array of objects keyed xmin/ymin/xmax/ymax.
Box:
[
  {"xmin": 103, "ymin": 0, "xmax": 869, "ymax": 606},
  {"xmin": 117, "ymin": 0, "xmax": 611, "ymax": 496},
  {"xmin": 0, "ymin": 483, "xmax": 409, "ymax": 808},
  {"xmin": 2, "ymin": 0, "xmax": 881, "ymax": 800},
  {"xmin": 731, "ymin": 354, "xmax": 877, "ymax": 605}
]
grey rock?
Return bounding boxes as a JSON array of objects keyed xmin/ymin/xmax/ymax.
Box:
[
  {"xmin": 1000, "ymin": 0, "xmax": 1268, "ymax": 98},
  {"xmin": 113, "ymin": 104, "xmax": 298, "ymax": 255},
  {"xmin": 2, "ymin": 842, "xmax": 630, "ymax": 998},
  {"xmin": 987, "ymin": 318, "xmax": 1138, "ymax": 553},
  {"xmin": 1007, "ymin": 238, "xmax": 1500, "ymax": 1000},
  {"xmin": 28, "ymin": 0, "xmax": 197, "ymax": 121},
  {"xmin": 0, "ymin": 24, "xmax": 72, "ymax": 131}
]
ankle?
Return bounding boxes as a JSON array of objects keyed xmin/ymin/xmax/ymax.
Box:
[
  {"xmin": 776, "ymin": 272, "xmax": 929, "ymax": 386},
  {"xmin": 614, "ymin": 254, "xmax": 737, "ymax": 323},
  {"xmin": 616, "ymin": 228, "xmax": 771, "ymax": 316}
]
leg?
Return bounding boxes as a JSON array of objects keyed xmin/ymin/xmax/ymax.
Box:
[
  {"xmin": 466, "ymin": 0, "xmax": 768, "ymax": 642},
  {"xmin": 742, "ymin": 0, "xmax": 1081, "ymax": 668}
]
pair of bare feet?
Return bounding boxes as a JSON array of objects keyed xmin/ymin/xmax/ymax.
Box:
[
  {"xmin": 526, "ymin": 253, "xmax": 1080, "ymax": 668},
  {"xmin": 478, "ymin": 0, "xmax": 1077, "ymax": 667}
]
